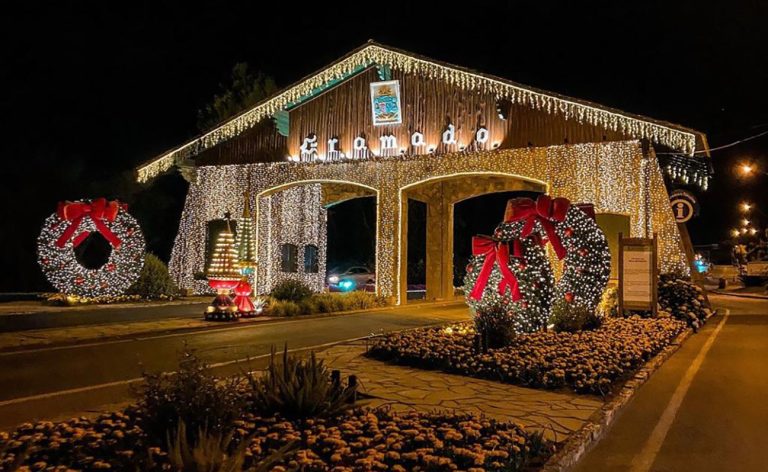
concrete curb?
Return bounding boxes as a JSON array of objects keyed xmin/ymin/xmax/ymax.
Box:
[
  {"xmin": 709, "ymin": 289, "xmax": 768, "ymax": 300},
  {"xmin": 541, "ymin": 326, "xmax": 693, "ymax": 471}
]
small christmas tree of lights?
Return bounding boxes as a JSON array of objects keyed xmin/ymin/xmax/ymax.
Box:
[
  {"xmin": 235, "ymin": 190, "xmax": 257, "ymax": 274},
  {"xmin": 205, "ymin": 214, "xmax": 241, "ymax": 320}
]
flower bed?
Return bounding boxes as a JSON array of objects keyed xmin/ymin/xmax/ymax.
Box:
[
  {"xmin": 367, "ymin": 318, "xmax": 687, "ymax": 395},
  {"xmin": 0, "ymin": 408, "xmax": 552, "ymax": 471}
]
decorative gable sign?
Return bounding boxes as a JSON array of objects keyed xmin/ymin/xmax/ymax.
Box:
[
  {"xmin": 370, "ymin": 80, "xmax": 402, "ymax": 126},
  {"xmin": 290, "ymin": 80, "xmax": 496, "ymax": 163}
]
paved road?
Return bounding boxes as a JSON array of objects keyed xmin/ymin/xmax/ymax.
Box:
[
  {"xmin": 575, "ymin": 294, "xmax": 768, "ymax": 472},
  {"xmin": 0, "ymin": 302, "xmax": 469, "ymax": 430},
  {"xmin": 0, "ymin": 302, "xmax": 209, "ymax": 333}
]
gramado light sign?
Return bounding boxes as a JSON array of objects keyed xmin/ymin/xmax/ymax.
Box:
[
  {"xmin": 289, "ymin": 125, "xmax": 497, "ymax": 163},
  {"xmin": 288, "ymin": 80, "xmax": 498, "ymax": 163}
]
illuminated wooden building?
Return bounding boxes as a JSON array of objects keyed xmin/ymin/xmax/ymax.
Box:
[{"xmin": 136, "ymin": 41, "xmax": 709, "ymax": 304}]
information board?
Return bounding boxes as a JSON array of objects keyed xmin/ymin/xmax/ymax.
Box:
[{"xmin": 618, "ymin": 233, "xmax": 658, "ymax": 315}]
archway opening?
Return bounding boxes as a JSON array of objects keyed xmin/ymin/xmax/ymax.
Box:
[
  {"xmin": 400, "ymin": 174, "xmax": 546, "ymax": 304},
  {"xmin": 326, "ymin": 195, "xmax": 377, "ymax": 292},
  {"xmin": 453, "ymin": 191, "xmax": 542, "ymax": 287},
  {"xmin": 255, "ymin": 181, "xmax": 377, "ymax": 295}
]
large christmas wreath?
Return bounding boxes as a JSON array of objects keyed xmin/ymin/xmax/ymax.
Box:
[
  {"xmin": 464, "ymin": 195, "xmax": 611, "ymax": 337},
  {"xmin": 37, "ymin": 198, "xmax": 145, "ymax": 297}
]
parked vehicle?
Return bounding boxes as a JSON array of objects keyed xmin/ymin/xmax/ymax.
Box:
[{"xmin": 327, "ymin": 266, "xmax": 375, "ymax": 291}]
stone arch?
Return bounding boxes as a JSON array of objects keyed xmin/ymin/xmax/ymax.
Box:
[
  {"xmin": 254, "ymin": 179, "xmax": 379, "ymax": 295},
  {"xmin": 397, "ymin": 172, "xmax": 548, "ymax": 304}
]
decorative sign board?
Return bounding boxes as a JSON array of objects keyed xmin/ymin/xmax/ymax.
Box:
[
  {"xmin": 669, "ymin": 189, "xmax": 698, "ymax": 223},
  {"xmin": 618, "ymin": 233, "xmax": 658, "ymax": 315},
  {"xmin": 370, "ymin": 80, "xmax": 402, "ymax": 126}
]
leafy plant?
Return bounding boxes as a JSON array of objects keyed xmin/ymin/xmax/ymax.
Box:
[
  {"xmin": 474, "ymin": 307, "xmax": 516, "ymax": 348},
  {"xmin": 550, "ymin": 299, "xmax": 602, "ymax": 333},
  {"xmin": 270, "ymin": 279, "xmax": 313, "ymax": 302},
  {"xmin": 139, "ymin": 350, "xmax": 245, "ymax": 444},
  {"xmin": 166, "ymin": 421, "xmax": 248, "ymax": 472},
  {"xmin": 597, "ymin": 286, "xmax": 619, "ymax": 318},
  {"xmin": 128, "ymin": 253, "xmax": 179, "ymax": 299},
  {"xmin": 246, "ymin": 345, "xmax": 352, "ymax": 419}
]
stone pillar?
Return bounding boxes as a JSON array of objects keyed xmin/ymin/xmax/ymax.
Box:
[
  {"xmin": 424, "ymin": 184, "xmax": 454, "ymax": 301},
  {"xmin": 378, "ymin": 189, "xmax": 400, "ymax": 303}
]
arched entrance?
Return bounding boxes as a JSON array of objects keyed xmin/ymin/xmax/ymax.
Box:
[
  {"xmin": 254, "ymin": 180, "xmax": 378, "ymax": 295},
  {"xmin": 398, "ymin": 173, "xmax": 547, "ymax": 304}
]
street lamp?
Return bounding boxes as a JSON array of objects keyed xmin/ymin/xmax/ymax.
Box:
[
  {"xmin": 731, "ymin": 228, "xmax": 741, "ymax": 237},
  {"xmin": 739, "ymin": 162, "xmax": 768, "ymax": 177},
  {"xmin": 742, "ymin": 218, "xmax": 750, "ymax": 226},
  {"xmin": 749, "ymin": 228, "xmax": 758, "ymax": 235},
  {"xmin": 741, "ymin": 202, "xmax": 752, "ymax": 213}
]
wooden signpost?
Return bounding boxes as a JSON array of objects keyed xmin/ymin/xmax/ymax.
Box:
[{"xmin": 618, "ymin": 233, "xmax": 658, "ymax": 316}]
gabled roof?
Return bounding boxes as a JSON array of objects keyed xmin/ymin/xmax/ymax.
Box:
[{"xmin": 136, "ymin": 41, "xmax": 705, "ymax": 182}]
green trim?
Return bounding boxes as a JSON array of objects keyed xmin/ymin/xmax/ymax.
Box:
[
  {"xmin": 273, "ymin": 110, "xmax": 289, "ymax": 137},
  {"xmin": 281, "ymin": 63, "xmax": 370, "ymax": 112},
  {"xmin": 376, "ymin": 64, "xmax": 392, "ymax": 81}
]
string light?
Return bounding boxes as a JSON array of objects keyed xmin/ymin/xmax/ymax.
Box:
[
  {"xmin": 464, "ymin": 225, "xmax": 555, "ymax": 334},
  {"xmin": 137, "ymin": 43, "xmax": 698, "ymax": 183},
  {"xmin": 37, "ymin": 208, "xmax": 145, "ymax": 297},
  {"xmin": 168, "ymin": 141, "xmax": 688, "ymax": 300}
]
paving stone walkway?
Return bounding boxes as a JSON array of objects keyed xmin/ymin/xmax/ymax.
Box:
[{"xmin": 319, "ymin": 341, "xmax": 603, "ymax": 442}]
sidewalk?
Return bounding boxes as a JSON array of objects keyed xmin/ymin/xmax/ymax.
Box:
[
  {"xmin": 318, "ymin": 341, "xmax": 603, "ymax": 442},
  {"xmin": 0, "ymin": 296, "xmax": 211, "ymax": 315},
  {"xmin": 0, "ymin": 300, "xmax": 466, "ymax": 352},
  {"xmin": 0, "ymin": 314, "xmax": 276, "ymax": 351}
]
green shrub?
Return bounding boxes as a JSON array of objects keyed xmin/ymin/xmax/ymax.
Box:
[
  {"xmin": 267, "ymin": 299, "xmax": 301, "ymax": 317},
  {"xmin": 246, "ymin": 345, "xmax": 352, "ymax": 419},
  {"xmin": 166, "ymin": 421, "xmax": 248, "ymax": 472},
  {"xmin": 139, "ymin": 351, "xmax": 244, "ymax": 444},
  {"xmin": 313, "ymin": 293, "xmax": 346, "ymax": 313},
  {"xmin": 128, "ymin": 254, "xmax": 179, "ymax": 299},
  {"xmin": 270, "ymin": 279, "xmax": 313, "ymax": 302},
  {"xmin": 658, "ymin": 275, "xmax": 712, "ymax": 327},
  {"xmin": 550, "ymin": 299, "xmax": 602, "ymax": 333},
  {"xmin": 474, "ymin": 307, "xmax": 516, "ymax": 348},
  {"xmin": 267, "ymin": 292, "xmax": 387, "ymax": 316}
]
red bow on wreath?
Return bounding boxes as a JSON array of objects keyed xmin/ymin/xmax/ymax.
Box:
[
  {"xmin": 504, "ymin": 195, "xmax": 570, "ymax": 260},
  {"xmin": 55, "ymin": 198, "xmax": 126, "ymax": 249},
  {"xmin": 468, "ymin": 235, "xmax": 523, "ymax": 302}
]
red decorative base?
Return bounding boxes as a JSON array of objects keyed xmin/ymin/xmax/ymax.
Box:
[{"xmin": 204, "ymin": 294, "xmax": 240, "ymax": 321}]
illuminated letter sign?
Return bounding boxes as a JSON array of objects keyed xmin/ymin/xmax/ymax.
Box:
[
  {"xmin": 300, "ymin": 134, "xmax": 318, "ymax": 162},
  {"xmin": 476, "ymin": 127, "xmax": 489, "ymax": 144},
  {"xmin": 442, "ymin": 124, "xmax": 457, "ymax": 145},
  {"xmin": 379, "ymin": 134, "xmax": 397, "ymax": 150},
  {"xmin": 411, "ymin": 132, "xmax": 425, "ymax": 147}
]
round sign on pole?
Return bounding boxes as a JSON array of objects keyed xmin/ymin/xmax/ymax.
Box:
[{"xmin": 670, "ymin": 190, "xmax": 698, "ymax": 223}]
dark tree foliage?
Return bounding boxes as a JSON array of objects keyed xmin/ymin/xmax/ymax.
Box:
[{"xmin": 197, "ymin": 63, "xmax": 277, "ymax": 132}]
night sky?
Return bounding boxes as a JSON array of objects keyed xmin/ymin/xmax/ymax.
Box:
[{"xmin": 2, "ymin": 1, "xmax": 767, "ymax": 292}]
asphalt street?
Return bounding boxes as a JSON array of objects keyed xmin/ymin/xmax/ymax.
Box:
[
  {"xmin": 575, "ymin": 294, "xmax": 768, "ymax": 472},
  {"xmin": 0, "ymin": 302, "xmax": 470, "ymax": 430}
]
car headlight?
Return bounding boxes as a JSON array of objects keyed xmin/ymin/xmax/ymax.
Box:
[
  {"xmin": 328, "ymin": 275, "xmax": 339, "ymax": 283},
  {"xmin": 339, "ymin": 279, "xmax": 355, "ymax": 291}
]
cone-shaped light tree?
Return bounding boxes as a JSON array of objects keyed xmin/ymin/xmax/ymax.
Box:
[
  {"xmin": 235, "ymin": 191, "xmax": 257, "ymax": 274},
  {"xmin": 205, "ymin": 214, "xmax": 241, "ymax": 320}
]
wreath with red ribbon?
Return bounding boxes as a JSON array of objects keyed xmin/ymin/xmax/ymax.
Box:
[
  {"xmin": 464, "ymin": 194, "xmax": 611, "ymax": 334},
  {"xmin": 37, "ymin": 198, "xmax": 146, "ymax": 297}
]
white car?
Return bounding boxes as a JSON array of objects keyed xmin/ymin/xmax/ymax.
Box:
[{"xmin": 327, "ymin": 266, "xmax": 375, "ymax": 292}]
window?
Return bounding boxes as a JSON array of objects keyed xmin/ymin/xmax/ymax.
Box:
[
  {"xmin": 280, "ymin": 244, "xmax": 298, "ymax": 272},
  {"xmin": 304, "ymin": 245, "xmax": 319, "ymax": 273}
]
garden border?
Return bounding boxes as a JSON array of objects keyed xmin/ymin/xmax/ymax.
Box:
[{"xmin": 541, "ymin": 319, "xmax": 701, "ymax": 471}]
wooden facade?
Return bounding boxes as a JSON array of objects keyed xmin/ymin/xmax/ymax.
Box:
[{"xmin": 195, "ymin": 67, "xmax": 638, "ymax": 167}]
